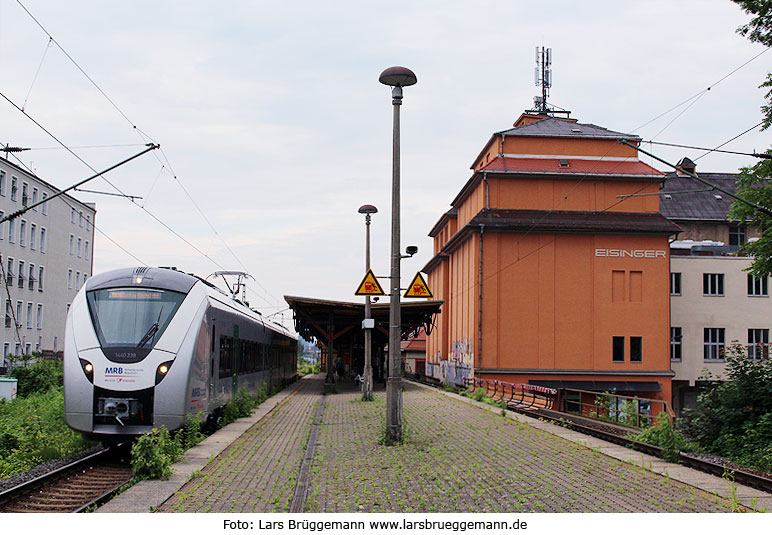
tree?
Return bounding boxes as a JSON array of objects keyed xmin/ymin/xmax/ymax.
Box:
[{"xmin": 729, "ymin": 1, "xmax": 772, "ymax": 275}]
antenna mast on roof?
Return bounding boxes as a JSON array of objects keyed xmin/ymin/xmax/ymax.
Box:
[{"xmin": 525, "ymin": 46, "xmax": 571, "ymax": 118}]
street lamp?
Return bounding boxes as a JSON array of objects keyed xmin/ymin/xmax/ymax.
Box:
[
  {"xmin": 358, "ymin": 203, "xmax": 378, "ymax": 401},
  {"xmin": 379, "ymin": 65, "xmax": 417, "ymax": 444}
]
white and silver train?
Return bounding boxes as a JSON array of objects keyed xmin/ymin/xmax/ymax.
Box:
[{"xmin": 64, "ymin": 266, "xmax": 297, "ymax": 442}]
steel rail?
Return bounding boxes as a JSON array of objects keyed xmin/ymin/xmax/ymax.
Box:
[{"xmin": 0, "ymin": 447, "xmax": 133, "ymax": 512}]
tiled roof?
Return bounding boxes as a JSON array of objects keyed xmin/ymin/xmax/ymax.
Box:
[
  {"xmin": 496, "ymin": 117, "xmax": 640, "ymax": 140},
  {"xmin": 659, "ymin": 172, "xmax": 738, "ymax": 221},
  {"xmin": 479, "ymin": 156, "xmax": 663, "ymax": 177}
]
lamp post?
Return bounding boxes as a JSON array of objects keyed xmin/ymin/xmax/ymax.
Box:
[
  {"xmin": 358, "ymin": 204, "xmax": 378, "ymax": 401},
  {"xmin": 379, "ymin": 66, "xmax": 417, "ymax": 443}
]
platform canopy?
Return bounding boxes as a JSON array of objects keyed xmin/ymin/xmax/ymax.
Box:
[{"xmin": 284, "ymin": 295, "xmax": 442, "ymax": 346}]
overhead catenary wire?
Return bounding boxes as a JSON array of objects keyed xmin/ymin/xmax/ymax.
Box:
[
  {"xmin": 21, "ymin": 37, "xmax": 52, "ymax": 112},
  {"xmin": 12, "ymin": 0, "xmax": 282, "ymax": 311}
]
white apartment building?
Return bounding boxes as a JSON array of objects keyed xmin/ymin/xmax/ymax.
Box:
[
  {"xmin": 669, "ymin": 250, "xmax": 768, "ymax": 414},
  {"xmin": 661, "ymin": 162, "xmax": 768, "ymax": 415},
  {"xmin": 0, "ymin": 157, "xmax": 95, "ymax": 368}
]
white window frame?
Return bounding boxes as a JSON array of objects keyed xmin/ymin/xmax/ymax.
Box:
[
  {"xmin": 670, "ymin": 272, "xmax": 681, "ymax": 296},
  {"xmin": 29, "ymin": 223, "xmax": 36, "ymax": 250},
  {"xmin": 69, "ymin": 234, "xmax": 74, "ymax": 255},
  {"xmin": 747, "ymin": 274, "xmax": 768, "ymax": 297},
  {"xmin": 77, "ymin": 237, "xmax": 82, "ymax": 258},
  {"xmin": 703, "ymin": 273, "xmax": 724, "ymax": 296},
  {"xmin": 28, "ymin": 264, "xmax": 35, "ymax": 291},
  {"xmin": 26, "ymin": 302, "xmax": 32, "ymax": 329},
  {"xmin": 71, "ymin": 208, "xmax": 77, "ymax": 224},
  {"xmin": 39, "ymin": 227, "xmax": 46, "ymax": 253},
  {"xmin": 748, "ymin": 328, "xmax": 769, "ymax": 360},
  {"xmin": 0, "ymin": 170, "xmax": 5, "ymax": 196},
  {"xmin": 38, "ymin": 266, "xmax": 44, "ymax": 292},
  {"xmin": 10, "ymin": 177, "xmax": 17, "ymax": 201},
  {"xmin": 21, "ymin": 182, "xmax": 29, "ymax": 207},
  {"xmin": 41, "ymin": 192, "xmax": 47, "ymax": 215},
  {"xmin": 31, "ymin": 187, "xmax": 38, "ymax": 208},
  {"xmin": 0, "ymin": 210, "xmax": 4, "ymax": 240},
  {"xmin": 85, "ymin": 241, "xmax": 89, "ymax": 260},
  {"xmin": 704, "ymin": 327, "xmax": 725, "ymax": 361},
  {"xmin": 36, "ymin": 304, "xmax": 43, "ymax": 330},
  {"xmin": 17, "ymin": 260, "xmax": 24, "ymax": 288},
  {"xmin": 19, "ymin": 220, "xmax": 26, "ymax": 247},
  {"xmin": 8, "ymin": 219, "xmax": 15, "ymax": 242},
  {"xmin": 67, "ymin": 269, "xmax": 73, "ymax": 289},
  {"xmin": 671, "ymin": 327, "xmax": 682, "ymax": 361}
]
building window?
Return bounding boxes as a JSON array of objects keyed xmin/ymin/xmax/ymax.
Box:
[
  {"xmin": 3, "ymin": 343, "xmax": 8, "ymax": 357},
  {"xmin": 32, "ymin": 187, "xmax": 38, "ymax": 208},
  {"xmin": 612, "ymin": 336, "xmax": 625, "ymax": 362},
  {"xmin": 71, "ymin": 208, "xmax": 76, "ymax": 224},
  {"xmin": 10, "ymin": 177, "xmax": 17, "ymax": 201},
  {"xmin": 748, "ymin": 329, "xmax": 769, "ymax": 360},
  {"xmin": 0, "ymin": 210, "xmax": 4, "ymax": 239},
  {"xmin": 29, "ymin": 223, "xmax": 36, "ymax": 250},
  {"xmin": 729, "ymin": 225, "xmax": 746, "ymax": 246},
  {"xmin": 671, "ymin": 327, "xmax": 682, "ymax": 361},
  {"xmin": 704, "ymin": 328, "xmax": 725, "ymax": 361},
  {"xmin": 76, "ymin": 271, "xmax": 80, "ymax": 288},
  {"xmin": 69, "ymin": 234, "xmax": 74, "ymax": 255},
  {"xmin": 79, "ymin": 211, "xmax": 83, "ymax": 228},
  {"xmin": 15, "ymin": 344, "xmax": 20, "ymax": 355},
  {"xmin": 21, "ymin": 182, "xmax": 28, "ymax": 207},
  {"xmin": 19, "ymin": 220, "xmax": 26, "ymax": 247},
  {"xmin": 4, "ymin": 300, "xmax": 12, "ymax": 328},
  {"xmin": 630, "ymin": 337, "xmax": 642, "ymax": 362},
  {"xmin": 38, "ymin": 266, "xmax": 44, "ymax": 292},
  {"xmin": 17, "ymin": 261, "xmax": 24, "ymax": 288},
  {"xmin": 8, "ymin": 219, "xmax": 15, "ymax": 242},
  {"xmin": 26, "ymin": 302, "xmax": 32, "ymax": 329},
  {"xmin": 0, "ymin": 170, "xmax": 5, "ymax": 196},
  {"xmin": 748, "ymin": 274, "xmax": 768, "ymax": 297},
  {"xmin": 24, "ymin": 343, "xmax": 30, "ymax": 355},
  {"xmin": 16, "ymin": 302, "xmax": 22, "ymax": 328},
  {"xmin": 703, "ymin": 273, "xmax": 724, "ymax": 296},
  {"xmin": 77, "ymin": 237, "xmax": 82, "ymax": 258},
  {"xmin": 670, "ymin": 272, "xmax": 681, "ymax": 296},
  {"xmin": 6, "ymin": 257, "xmax": 13, "ymax": 286},
  {"xmin": 36, "ymin": 304, "xmax": 43, "ymax": 330},
  {"xmin": 86, "ymin": 215, "xmax": 91, "ymax": 231},
  {"xmin": 67, "ymin": 269, "xmax": 73, "ymax": 289},
  {"xmin": 41, "ymin": 192, "xmax": 47, "ymax": 215},
  {"xmin": 28, "ymin": 264, "xmax": 35, "ymax": 290},
  {"xmin": 39, "ymin": 228, "xmax": 46, "ymax": 253},
  {"xmin": 85, "ymin": 241, "xmax": 89, "ymax": 260}
]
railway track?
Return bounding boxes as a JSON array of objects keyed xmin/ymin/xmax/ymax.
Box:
[
  {"xmin": 0, "ymin": 448, "xmax": 134, "ymax": 513},
  {"xmin": 412, "ymin": 379, "xmax": 772, "ymax": 495},
  {"xmin": 515, "ymin": 406, "xmax": 772, "ymax": 495}
]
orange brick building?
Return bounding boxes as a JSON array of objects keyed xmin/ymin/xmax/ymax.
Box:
[{"xmin": 423, "ymin": 112, "xmax": 679, "ymax": 405}]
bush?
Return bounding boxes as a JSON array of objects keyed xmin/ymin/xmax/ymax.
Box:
[
  {"xmin": 131, "ymin": 427, "xmax": 175, "ymax": 480},
  {"xmin": 629, "ymin": 412, "xmax": 696, "ymax": 463},
  {"xmin": 10, "ymin": 359, "xmax": 63, "ymax": 397},
  {"xmin": 684, "ymin": 343, "xmax": 772, "ymax": 472},
  {"xmin": 0, "ymin": 387, "xmax": 93, "ymax": 479}
]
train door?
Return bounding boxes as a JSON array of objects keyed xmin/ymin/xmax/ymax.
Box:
[
  {"xmin": 232, "ymin": 324, "xmax": 240, "ymax": 393},
  {"xmin": 209, "ymin": 318, "xmax": 217, "ymax": 401}
]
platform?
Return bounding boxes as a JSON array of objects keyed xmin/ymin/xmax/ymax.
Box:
[{"xmin": 100, "ymin": 375, "xmax": 771, "ymax": 513}]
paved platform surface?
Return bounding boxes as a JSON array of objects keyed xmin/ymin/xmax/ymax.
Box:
[{"xmin": 104, "ymin": 375, "xmax": 772, "ymax": 513}]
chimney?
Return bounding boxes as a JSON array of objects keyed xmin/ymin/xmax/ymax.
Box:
[{"xmin": 676, "ymin": 157, "xmax": 696, "ymax": 176}]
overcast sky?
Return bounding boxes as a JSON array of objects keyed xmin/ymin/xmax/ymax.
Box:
[{"xmin": 0, "ymin": 0, "xmax": 769, "ymax": 330}]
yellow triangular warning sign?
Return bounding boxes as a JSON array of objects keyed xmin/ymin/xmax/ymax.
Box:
[
  {"xmin": 355, "ymin": 268, "xmax": 386, "ymax": 296},
  {"xmin": 404, "ymin": 272, "xmax": 433, "ymax": 298}
]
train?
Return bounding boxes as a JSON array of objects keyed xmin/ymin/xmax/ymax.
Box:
[{"xmin": 64, "ymin": 266, "xmax": 297, "ymax": 442}]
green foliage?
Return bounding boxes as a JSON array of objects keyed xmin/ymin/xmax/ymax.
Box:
[
  {"xmin": 684, "ymin": 342, "xmax": 772, "ymax": 472},
  {"xmin": 0, "ymin": 387, "xmax": 93, "ymax": 479},
  {"xmin": 630, "ymin": 412, "xmax": 695, "ymax": 463},
  {"xmin": 732, "ymin": 0, "xmax": 772, "ymax": 47},
  {"xmin": 177, "ymin": 413, "xmax": 206, "ymax": 450},
  {"xmin": 9, "ymin": 359, "xmax": 63, "ymax": 398},
  {"xmin": 131, "ymin": 427, "xmax": 176, "ymax": 480},
  {"xmin": 298, "ymin": 363, "xmax": 321, "ymax": 375},
  {"xmin": 729, "ymin": 151, "xmax": 772, "ymax": 277}
]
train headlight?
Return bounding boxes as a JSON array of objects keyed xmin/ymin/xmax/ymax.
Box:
[
  {"xmin": 79, "ymin": 359, "xmax": 94, "ymax": 383},
  {"xmin": 155, "ymin": 360, "xmax": 174, "ymax": 385}
]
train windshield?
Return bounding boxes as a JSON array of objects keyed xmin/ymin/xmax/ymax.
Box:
[{"xmin": 87, "ymin": 288, "xmax": 186, "ymax": 349}]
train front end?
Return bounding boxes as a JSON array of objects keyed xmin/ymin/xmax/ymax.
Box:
[{"xmin": 64, "ymin": 267, "xmax": 205, "ymax": 441}]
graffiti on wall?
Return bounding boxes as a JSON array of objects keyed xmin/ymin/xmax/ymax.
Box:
[{"xmin": 426, "ymin": 338, "xmax": 473, "ymax": 386}]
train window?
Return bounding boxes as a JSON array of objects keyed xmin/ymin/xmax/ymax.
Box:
[
  {"xmin": 87, "ymin": 288, "xmax": 186, "ymax": 351},
  {"xmin": 219, "ymin": 335, "xmax": 232, "ymax": 378}
]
